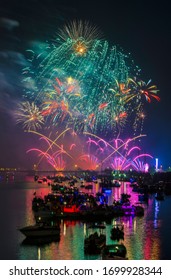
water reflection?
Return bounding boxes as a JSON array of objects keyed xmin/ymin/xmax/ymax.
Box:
[{"xmin": 0, "ymin": 177, "xmax": 168, "ymax": 259}]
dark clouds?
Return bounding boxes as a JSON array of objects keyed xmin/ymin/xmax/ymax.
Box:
[{"xmin": 0, "ymin": 17, "xmax": 19, "ymax": 30}]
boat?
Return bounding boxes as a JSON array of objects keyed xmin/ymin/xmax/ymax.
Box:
[
  {"xmin": 19, "ymin": 223, "xmax": 60, "ymax": 238},
  {"xmin": 130, "ymin": 182, "xmax": 138, "ymax": 188},
  {"xmin": 112, "ymin": 180, "xmax": 121, "ymax": 187},
  {"xmin": 32, "ymin": 196, "xmax": 44, "ymax": 211},
  {"xmin": 110, "ymin": 224, "xmax": 124, "ymax": 240},
  {"xmin": 121, "ymin": 204, "xmax": 144, "ymax": 216},
  {"xmin": 120, "ymin": 193, "xmax": 131, "ymax": 204},
  {"xmin": 84, "ymin": 224, "xmax": 106, "ymax": 254},
  {"xmin": 21, "ymin": 235, "xmax": 60, "ymax": 245},
  {"xmin": 37, "ymin": 177, "xmax": 51, "ymax": 184},
  {"xmin": 60, "ymin": 204, "xmax": 82, "ymax": 219},
  {"xmin": 101, "ymin": 244, "xmax": 127, "ymax": 260},
  {"xmin": 34, "ymin": 209, "xmax": 56, "ymax": 221},
  {"xmin": 85, "ymin": 184, "xmax": 93, "ymax": 189}
]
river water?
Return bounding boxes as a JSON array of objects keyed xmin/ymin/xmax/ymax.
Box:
[{"xmin": 0, "ymin": 175, "xmax": 171, "ymax": 260}]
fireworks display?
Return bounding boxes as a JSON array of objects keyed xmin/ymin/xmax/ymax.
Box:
[
  {"xmin": 27, "ymin": 129, "xmax": 152, "ymax": 172},
  {"xmin": 14, "ymin": 101, "xmax": 44, "ymax": 131},
  {"xmin": 14, "ymin": 20, "xmax": 160, "ymax": 171}
]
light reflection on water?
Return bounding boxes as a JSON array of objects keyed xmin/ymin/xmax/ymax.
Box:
[{"xmin": 0, "ymin": 176, "xmax": 170, "ymax": 260}]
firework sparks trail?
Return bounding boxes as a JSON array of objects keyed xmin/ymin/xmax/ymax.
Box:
[
  {"xmin": 22, "ymin": 21, "xmax": 145, "ymax": 135},
  {"xmin": 78, "ymin": 154, "xmax": 100, "ymax": 170},
  {"xmin": 27, "ymin": 148, "xmax": 66, "ymax": 171},
  {"xmin": 14, "ymin": 101, "xmax": 44, "ymax": 131},
  {"xmin": 13, "ymin": 20, "xmax": 160, "ymax": 170},
  {"xmin": 84, "ymin": 132, "xmax": 148, "ymax": 164},
  {"xmin": 21, "ymin": 26, "xmax": 160, "ymax": 136},
  {"xmin": 27, "ymin": 129, "xmax": 153, "ymax": 172},
  {"xmin": 27, "ymin": 129, "xmax": 73, "ymax": 165}
]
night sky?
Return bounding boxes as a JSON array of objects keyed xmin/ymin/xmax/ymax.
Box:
[{"xmin": 0, "ymin": 0, "xmax": 170, "ymax": 169}]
